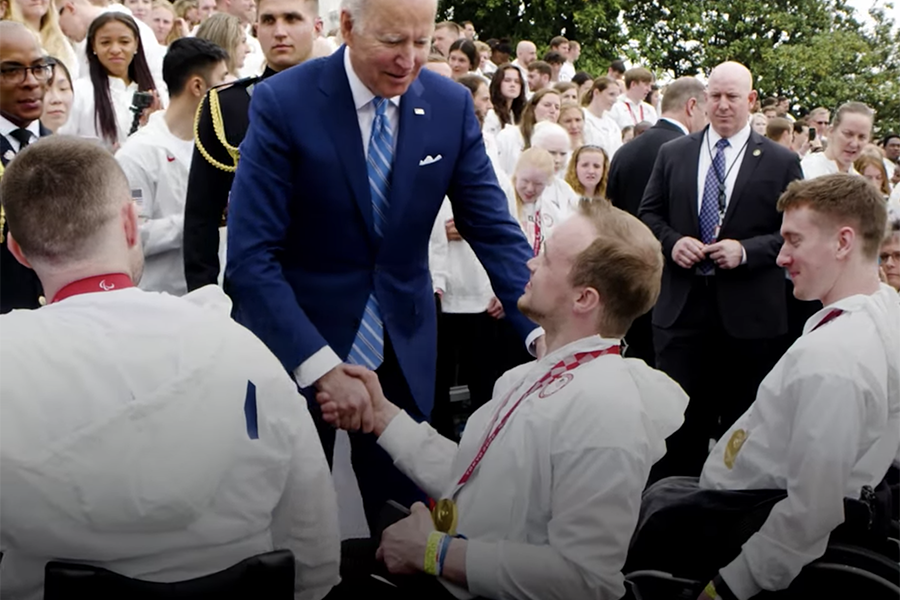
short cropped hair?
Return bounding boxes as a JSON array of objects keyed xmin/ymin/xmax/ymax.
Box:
[
  {"xmin": 527, "ymin": 60, "xmax": 551, "ymax": 77},
  {"xmin": 543, "ymin": 51, "xmax": 565, "ymax": 66},
  {"xmin": 777, "ymin": 174, "xmax": 887, "ymax": 260},
  {"xmin": 766, "ymin": 117, "xmax": 793, "ymax": 141},
  {"xmin": 163, "ymin": 37, "xmax": 228, "ymax": 96},
  {"xmin": 0, "ymin": 137, "xmax": 128, "ymax": 262},
  {"xmin": 549, "ymin": 35, "xmax": 568, "ymax": 49},
  {"xmin": 571, "ymin": 202, "xmax": 664, "ymax": 337},
  {"xmin": 760, "ymin": 96, "xmax": 778, "ymax": 108},
  {"xmin": 435, "ymin": 21, "xmax": 461, "ymax": 36},
  {"xmin": 571, "ymin": 71, "xmax": 592, "ymax": 87},
  {"xmin": 608, "ymin": 59, "xmax": 625, "ymax": 75},
  {"xmin": 659, "ymin": 77, "xmax": 705, "ymax": 114},
  {"xmin": 624, "ymin": 67, "xmax": 653, "ymax": 88}
]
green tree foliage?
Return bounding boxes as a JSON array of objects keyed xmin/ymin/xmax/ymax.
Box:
[{"xmin": 439, "ymin": 0, "xmax": 899, "ymax": 133}]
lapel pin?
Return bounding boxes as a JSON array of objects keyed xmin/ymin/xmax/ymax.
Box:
[
  {"xmin": 414, "ymin": 108, "xmax": 425, "ymax": 115},
  {"xmin": 753, "ymin": 149, "xmax": 762, "ymax": 157}
]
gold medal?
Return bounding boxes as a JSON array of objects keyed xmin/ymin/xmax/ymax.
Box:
[
  {"xmin": 724, "ymin": 429, "xmax": 747, "ymax": 470},
  {"xmin": 432, "ymin": 498, "xmax": 458, "ymax": 536}
]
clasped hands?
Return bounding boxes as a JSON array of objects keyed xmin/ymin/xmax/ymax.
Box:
[
  {"xmin": 672, "ymin": 236, "xmax": 744, "ymax": 270},
  {"xmin": 315, "ymin": 364, "xmax": 396, "ymax": 433}
]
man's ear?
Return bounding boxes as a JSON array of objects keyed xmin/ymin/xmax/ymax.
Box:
[
  {"xmin": 314, "ymin": 15, "xmax": 323, "ymax": 36},
  {"xmin": 188, "ymin": 74, "xmax": 205, "ymax": 99},
  {"xmin": 123, "ymin": 201, "xmax": 140, "ymax": 249},
  {"xmin": 835, "ymin": 226, "xmax": 856, "ymax": 260},
  {"xmin": 6, "ymin": 233, "xmax": 33, "ymax": 269},
  {"xmin": 573, "ymin": 286, "xmax": 601, "ymax": 317}
]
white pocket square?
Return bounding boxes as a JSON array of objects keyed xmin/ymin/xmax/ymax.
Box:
[{"xmin": 419, "ymin": 154, "xmax": 442, "ymax": 166}]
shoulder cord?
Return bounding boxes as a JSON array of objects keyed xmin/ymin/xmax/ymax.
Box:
[{"xmin": 194, "ymin": 88, "xmax": 240, "ymax": 173}]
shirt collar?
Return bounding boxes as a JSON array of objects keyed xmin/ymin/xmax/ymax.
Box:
[
  {"xmin": 801, "ymin": 284, "xmax": 894, "ymax": 335},
  {"xmin": 0, "ymin": 114, "xmax": 40, "ymax": 140},
  {"xmin": 343, "ymin": 47, "xmax": 401, "ymax": 112},
  {"xmin": 659, "ymin": 117, "xmax": 688, "ymax": 135},
  {"xmin": 706, "ymin": 122, "xmax": 751, "ymax": 150}
]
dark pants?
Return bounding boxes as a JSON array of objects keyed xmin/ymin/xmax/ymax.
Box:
[
  {"xmin": 432, "ymin": 311, "xmax": 502, "ymax": 440},
  {"xmin": 650, "ymin": 278, "xmax": 781, "ymax": 481},
  {"xmin": 624, "ymin": 311, "xmax": 655, "ymax": 367},
  {"xmin": 306, "ymin": 335, "xmax": 426, "ymax": 531},
  {"xmin": 776, "ymin": 280, "xmax": 822, "ymax": 357}
]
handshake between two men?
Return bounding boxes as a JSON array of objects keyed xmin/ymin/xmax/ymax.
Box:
[{"xmin": 314, "ymin": 363, "xmax": 398, "ymax": 436}]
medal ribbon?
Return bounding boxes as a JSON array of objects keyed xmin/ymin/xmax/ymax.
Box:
[
  {"xmin": 811, "ymin": 308, "xmax": 844, "ymax": 332},
  {"xmin": 455, "ymin": 345, "xmax": 621, "ymax": 490},
  {"xmin": 51, "ymin": 273, "xmax": 134, "ymax": 304},
  {"xmin": 532, "ymin": 208, "xmax": 543, "ymax": 256},
  {"xmin": 625, "ymin": 102, "xmax": 644, "ymax": 125}
]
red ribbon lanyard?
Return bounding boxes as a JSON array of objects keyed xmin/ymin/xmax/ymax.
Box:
[
  {"xmin": 626, "ymin": 102, "xmax": 644, "ymax": 125},
  {"xmin": 456, "ymin": 345, "xmax": 621, "ymax": 488},
  {"xmin": 533, "ymin": 208, "xmax": 543, "ymax": 256},
  {"xmin": 51, "ymin": 274, "xmax": 134, "ymax": 304},
  {"xmin": 811, "ymin": 308, "xmax": 844, "ymax": 331}
]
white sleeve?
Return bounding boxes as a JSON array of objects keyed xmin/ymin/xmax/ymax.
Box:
[
  {"xmin": 483, "ymin": 110, "xmax": 502, "ymax": 139},
  {"xmin": 429, "ymin": 199, "xmax": 451, "ymax": 294},
  {"xmin": 377, "ymin": 411, "xmax": 459, "ymax": 499},
  {"xmin": 116, "ymin": 147, "xmax": 183, "ymax": 257},
  {"xmin": 269, "ymin": 388, "xmax": 341, "ymax": 600},
  {"xmin": 719, "ymin": 372, "xmax": 866, "ymax": 600},
  {"xmin": 466, "ymin": 446, "xmax": 644, "ymax": 600}
]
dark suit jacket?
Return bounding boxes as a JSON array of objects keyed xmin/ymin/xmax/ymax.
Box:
[
  {"xmin": 607, "ymin": 119, "xmax": 685, "ymax": 216},
  {"xmin": 183, "ymin": 68, "xmax": 276, "ymax": 292},
  {"xmin": 1, "ymin": 124, "xmax": 51, "ymax": 314},
  {"xmin": 225, "ymin": 47, "xmax": 535, "ymax": 417},
  {"xmin": 638, "ymin": 127, "xmax": 803, "ymax": 339}
]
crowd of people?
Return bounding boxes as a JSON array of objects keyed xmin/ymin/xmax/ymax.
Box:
[{"xmin": 1, "ymin": 0, "xmax": 899, "ymax": 599}]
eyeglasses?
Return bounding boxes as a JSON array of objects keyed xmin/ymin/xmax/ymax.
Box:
[
  {"xmin": 0, "ymin": 63, "xmax": 54, "ymax": 85},
  {"xmin": 813, "ymin": 120, "xmax": 829, "ymax": 126},
  {"xmin": 880, "ymin": 251, "xmax": 900, "ymax": 264}
]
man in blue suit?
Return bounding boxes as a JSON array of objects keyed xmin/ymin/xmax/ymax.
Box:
[{"xmin": 226, "ymin": 0, "xmax": 539, "ymax": 527}]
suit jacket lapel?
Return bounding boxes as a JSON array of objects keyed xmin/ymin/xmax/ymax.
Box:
[
  {"xmin": 385, "ymin": 79, "xmax": 429, "ymax": 238},
  {"xmin": 0, "ymin": 135, "xmax": 13, "ymax": 167},
  {"xmin": 681, "ymin": 130, "xmax": 704, "ymax": 237},
  {"xmin": 39, "ymin": 123, "xmax": 52, "ymax": 138},
  {"xmin": 722, "ymin": 131, "xmax": 765, "ymax": 231},
  {"xmin": 319, "ymin": 47, "xmax": 375, "ymax": 240}
]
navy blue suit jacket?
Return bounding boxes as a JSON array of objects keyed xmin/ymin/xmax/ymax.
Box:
[{"xmin": 226, "ymin": 47, "xmax": 536, "ymax": 416}]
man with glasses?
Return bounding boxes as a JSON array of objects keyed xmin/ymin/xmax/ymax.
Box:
[
  {"xmin": 807, "ymin": 106, "xmax": 830, "ymax": 146},
  {"xmin": 0, "ymin": 20, "xmax": 53, "ymax": 313}
]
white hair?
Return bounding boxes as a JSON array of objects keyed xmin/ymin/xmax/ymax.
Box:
[
  {"xmin": 531, "ymin": 121, "xmax": 571, "ymax": 151},
  {"xmin": 340, "ymin": 0, "xmax": 367, "ymax": 30}
]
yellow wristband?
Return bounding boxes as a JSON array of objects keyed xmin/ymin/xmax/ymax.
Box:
[
  {"xmin": 423, "ymin": 531, "xmax": 446, "ymax": 576},
  {"xmin": 704, "ymin": 581, "xmax": 718, "ymax": 598}
]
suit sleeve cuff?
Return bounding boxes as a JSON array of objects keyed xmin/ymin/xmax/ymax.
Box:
[
  {"xmin": 293, "ymin": 346, "xmax": 342, "ymax": 388},
  {"xmin": 525, "ymin": 327, "xmax": 544, "ymax": 357},
  {"xmin": 719, "ymin": 554, "xmax": 762, "ymax": 600},
  {"xmin": 740, "ymin": 244, "xmax": 747, "ymax": 265}
]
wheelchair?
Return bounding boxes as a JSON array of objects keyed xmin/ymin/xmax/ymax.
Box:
[
  {"xmin": 42, "ymin": 550, "xmax": 294, "ymax": 600},
  {"xmin": 623, "ymin": 475, "xmax": 900, "ymax": 600}
]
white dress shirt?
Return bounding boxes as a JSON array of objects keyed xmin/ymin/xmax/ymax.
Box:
[
  {"xmin": 701, "ymin": 285, "xmax": 900, "ymax": 599},
  {"xmin": 495, "ymin": 125, "xmax": 525, "ymax": 176},
  {"xmin": 61, "ymin": 76, "xmax": 139, "ymax": 148},
  {"xmin": 0, "ymin": 114, "xmax": 41, "ymax": 153},
  {"xmin": 292, "ymin": 48, "xmax": 401, "ymax": 388},
  {"xmin": 0, "ymin": 285, "xmax": 341, "ymax": 600},
  {"xmin": 696, "ymin": 123, "xmax": 752, "ymax": 215},
  {"xmin": 582, "ymin": 109, "xmax": 622, "ymax": 159},
  {"xmin": 378, "ymin": 335, "xmax": 688, "ymax": 600},
  {"xmin": 115, "ymin": 111, "xmax": 194, "ymax": 296},
  {"xmin": 801, "ymin": 151, "xmax": 859, "ymax": 180},
  {"xmin": 609, "ymin": 97, "xmax": 658, "ymax": 129},
  {"xmin": 558, "ymin": 61, "xmax": 575, "ymax": 82},
  {"xmin": 658, "ymin": 117, "xmax": 688, "ymax": 135}
]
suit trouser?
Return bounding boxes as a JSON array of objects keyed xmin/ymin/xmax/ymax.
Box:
[
  {"xmin": 306, "ymin": 334, "xmax": 427, "ymax": 531},
  {"xmin": 624, "ymin": 311, "xmax": 656, "ymax": 368},
  {"xmin": 649, "ymin": 277, "xmax": 780, "ymax": 482}
]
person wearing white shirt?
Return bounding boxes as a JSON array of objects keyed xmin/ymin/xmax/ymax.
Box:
[
  {"xmin": 558, "ymin": 40, "xmax": 579, "ymax": 83},
  {"xmin": 0, "ymin": 136, "xmax": 341, "ymax": 600},
  {"xmin": 801, "ymin": 101, "xmax": 873, "ymax": 180},
  {"xmin": 582, "ymin": 75, "xmax": 623, "ymax": 159},
  {"xmin": 495, "ymin": 87, "xmax": 560, "ymax": 176},
  {"xmin": 482, "ymin": 63, "xmax": 525, "ymax": 140},
  {"xmin": 635, "ymin": 174, "xmax": 900, "ymax": 600},
  {"xmin": 327, "ymin": 200, "xmax": 688, "ymax": 600},
  {"xmin": 116, "ymin": 38, "xmax": 228, "ymax": 296},
  {"xmin": 608, "ymin": 66, "xmax": 657, "ymax": 130},
  {"xmin": 530, "ymin": 121, "xmax": 579, "ymax": 216},
  {"xmin": 58, "ymin": 0, "xmax": 166, "ymax": 93},
  {"xmin": 59, "ymin": 12, "xmax": 161, "ymax": 149}
]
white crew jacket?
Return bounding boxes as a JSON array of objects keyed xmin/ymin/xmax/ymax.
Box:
[
  {"xmin": 61, "ymin": 76, "xmax": 142, "ymax": 148},
  {"xmin": 609, "ymin": 97, "xmax": 657, "ymax": 130},
  {"xmin": 115, "ymin": 111, "xmax": 193, "ymax": 296},
  {"xmin": 507, "ymin": 184, "xmax": 573, "ymax": 255},
  {"xmin": 495, "ymin": 125, "xmax": 525, "ymax": 176},
  {"xmin": 801, "ymin": 151, "xmax": 859, "ymax": 179},
  {"xmin": 0, "ymin": 285, "xmax": 340, "ymax": 600},
  {"xmin": 701, "ymin": 285, "xmax": 900, "ymax": 600},
  {"xmin": 582, "ymin": 109, "xmax": 622, "ymax": 159},
  {"xmin": 378, "ymin": 335, "xmax": 689, "ymax": 600}
]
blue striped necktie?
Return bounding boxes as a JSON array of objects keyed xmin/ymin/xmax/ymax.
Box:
[{"xmin": 347, "ymin": 97, "xmax": 393, "ymax": 369}]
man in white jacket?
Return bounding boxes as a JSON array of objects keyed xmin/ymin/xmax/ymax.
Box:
[
  {"xmin": 326, "ymin": 202, "xmax": 689, "ymax": 599},
  {"xmin": 0, "ymin": 136, "xmax": 340, "ymax": 600},
  {"xmin": 116, "ymin": 37, "xmax": 228, "ymax": 295}
]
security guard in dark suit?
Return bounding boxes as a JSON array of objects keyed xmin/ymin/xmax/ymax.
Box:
[{"xmin": 183, "ymin": 0, "xmax": 323, "ymax": 292}]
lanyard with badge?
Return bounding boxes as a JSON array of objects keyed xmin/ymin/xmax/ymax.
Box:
[
  {"xmin": 430, "ymin": 345, "xmax": 621, "ymax": 535},
  {"xmin": 706, "ymin": 133, "xmax": 750, "ymax": 239},
  {"xmin": 626, "ymin": 102, "xmax": 644, "ymax": 125}
]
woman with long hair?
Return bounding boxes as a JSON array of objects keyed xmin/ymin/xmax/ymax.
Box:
[
  {"xmin": 854, "ymin": 153, "xmax": 891, "ymax": 198},
  {"xmin": 495, "ymin": 87, "xmax": 561, "ymax": 176},
  {"xmin": 506, "ymin": 147, "xmax": 568, "ymax": 256},
  {"xmin": 566, "ymin": 144, "xmax": 610, "ymax": 201},
  {"xmin": 123, "ymin": 0, "xmax": 152, "ymax": 23},
  {"xmin": 150, "ymin": 0, "xmax": 183, "ymax": 46},
  {"xmin": 11, "ymin": 0, "xmax": 77, "ymax": 77},
  {"xmin": 196, "ymin": 12, "xmax": 248, "ymax": 82},
  {"xmin": 40, "ymin": 57, "xmax": 74, "ymax": 133},
  {"xmin": 447, "ymin": 38, "xmax": 477, "ymax": 81},
  {"xmin": 801, "ymin": 101, "xmax": 873, "ymax": 179},
  {"xmin": 483, "ymin": 63, "xmax": 525, "ymax": 139},
  {"xmin": 61, "ymin": 12, "xmax": 158, "ymax": 148},
  {"xmin": 558, "ymin": 101, "xmax": 584, "ymax": 151},
  {"xmin": 554, "ymin": 81, "xmax": 578, "ymax": 104},
  {"xmin": 581, "ymin": 76, "xmax": 622, "ymax": 159},
  {"xmin": 173, "ymin": 0, "xmax": 199, "ymax": 28}
]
